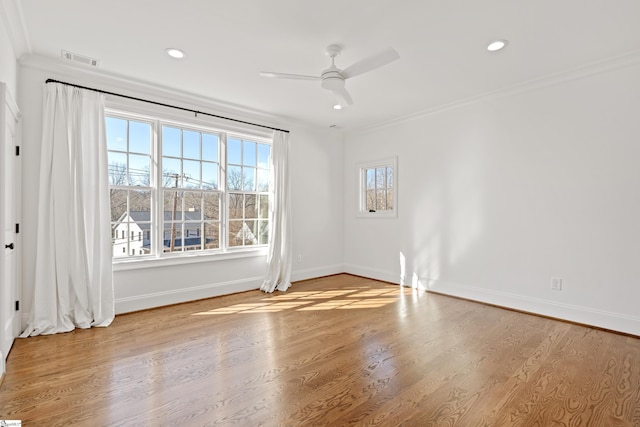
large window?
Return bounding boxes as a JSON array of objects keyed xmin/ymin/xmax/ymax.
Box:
[{"xmin": 107, "ymin": 112, "xmax": 271, "ymax": 259}]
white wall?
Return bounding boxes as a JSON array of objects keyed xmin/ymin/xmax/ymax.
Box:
[
  {"xmin": 0, "ymin": 8, "xmax": 18, "ymax": 99},
  {"xmin": 18, "ymin": 56, "xmax": 344, "ymax": 318},
  {"xmin": 344, "ymin": 57, "xmax": 640, "ymax": 335}
]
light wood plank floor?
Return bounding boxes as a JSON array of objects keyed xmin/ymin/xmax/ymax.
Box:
[{"xmin": 1, "ymin": 274, "xmax": 639, "ymax": 426}]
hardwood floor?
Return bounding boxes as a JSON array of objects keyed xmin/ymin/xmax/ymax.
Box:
[{"xmin": 1, "ymin": 274, "xmax": 639, "ymax": 426}]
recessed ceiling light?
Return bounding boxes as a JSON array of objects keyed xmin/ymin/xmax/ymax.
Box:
[
  {"xmin": 165, "ymin": 48, "xmax": 185, "ymax": 59},
  {"xmin": 333, "ymin": 104, "xmax": 343, "ymax": 110},
  {"xmin": 487, "ymin": 40, "xmax": 508, "ymax": 52}
]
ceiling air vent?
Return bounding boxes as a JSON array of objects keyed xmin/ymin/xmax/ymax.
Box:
[{"xmin": 61, "ymin": 50, "xmax": 100, "ymax": 67}]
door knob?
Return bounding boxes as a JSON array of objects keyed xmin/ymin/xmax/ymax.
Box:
[{"xmin": 5, "ymin": 243, "xmax": 14, "ymax": 249}]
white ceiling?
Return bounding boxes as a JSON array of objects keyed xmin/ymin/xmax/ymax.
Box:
[{"xmin": 13, "ymin": 0, "xmax": 640, "ymax": 131}]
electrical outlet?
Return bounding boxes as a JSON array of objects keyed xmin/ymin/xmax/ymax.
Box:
[
  {"xmin": 296, "ymin": 254, "xmax": 302, "ymax": 263},
  {"xmin": 551, "ymin": 277, "xmax": 563, "ymax": 291}
]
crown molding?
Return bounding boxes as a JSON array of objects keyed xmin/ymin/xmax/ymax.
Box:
[
  {"xmin": 347, "ymin": 48, "xmax": 640, "ymax": 136},
  {"xmin": 0, "ymin": 0, "xmax": 31, "ymax": 57},
  {"xmin": 19, "ymin": 53, "xmax": 300, "ymax": 132}
]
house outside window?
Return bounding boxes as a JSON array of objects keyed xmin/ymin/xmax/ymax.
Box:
[{"xmin": 107, "ymin": 111, "xmax": 271, "ymax": 259}]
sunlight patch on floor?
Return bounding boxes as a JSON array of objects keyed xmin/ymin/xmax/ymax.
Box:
[{"xmin": 192, "ymin": 286, "xmax": 406, "ymax": 315}]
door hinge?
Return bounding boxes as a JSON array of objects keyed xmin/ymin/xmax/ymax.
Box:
[
  {"xmin": 15, "ymin": 223, "xmax": 19, "ymax": 233},
  {"xmin": 15, "ymin": 301, "xmax": 19, "ymax": 311},
  {"xmin": 15, "ymin": 146, "xmax": 20, "ymax": 156}
]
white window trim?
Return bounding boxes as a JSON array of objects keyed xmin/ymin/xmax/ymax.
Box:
[
  {"xmin": 113, "ymin": 246, "xmax": 269, "ymax": 271},
  {"xmin": 356, "ymin": 156, "xmax": 397, "ymax": 219}
]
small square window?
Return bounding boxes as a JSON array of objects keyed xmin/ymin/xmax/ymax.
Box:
[{"xmin": 357, "ymin": 157, "xmax": 397, "ymax": 218}]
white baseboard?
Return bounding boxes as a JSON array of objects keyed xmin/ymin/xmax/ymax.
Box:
[
  {"xmin": 291, "ymin": 264, "xmax": 344, "ymax": 283},
  {"xmin": 115, "ymin": 277, "xmax": 263, "ymax": 314},
  {"xmin": 114, "ymin": 264, "xmax": 346, "ymax": 314},
  {"xmin": 0, "ymin": 351, "xmax": 5, "ymax": 384},
  {"xmin": 343, "ymin": 263, "xmax": 640, "ymax": 336},
  {"xmin": 343, "ymin": 263, "xmax": 401, "ymax": 285}
]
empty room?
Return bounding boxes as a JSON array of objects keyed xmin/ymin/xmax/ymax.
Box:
[{"xmin": 1, "ymin": 0, "xmax": 639, "ymax": 425}]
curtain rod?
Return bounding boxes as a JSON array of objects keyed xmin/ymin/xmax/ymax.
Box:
[{"xmin": 45, "ymin": 78, "xmax": 290, "ymax": 134}]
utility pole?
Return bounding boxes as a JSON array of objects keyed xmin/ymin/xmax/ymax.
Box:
[{"xmin": 170, "ymin": 173, "xmax": 179, "ymax": 252}]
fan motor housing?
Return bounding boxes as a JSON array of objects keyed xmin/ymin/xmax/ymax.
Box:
[{"xmin": 321, "ymin": 69, "xmax": 344, "ymax": 91}]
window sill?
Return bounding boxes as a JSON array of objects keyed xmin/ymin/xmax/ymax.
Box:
[
  {"xmin": 356, "ymin": 211, "xmax": 397, "ymax": 219},
  {"xmin": 113, "ymin": 247, "xmax": 269, "ymax": 271}
]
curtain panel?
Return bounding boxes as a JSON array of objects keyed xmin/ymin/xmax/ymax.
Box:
[
  {"xmin": 22, "ymin": 83, "xmax": 114, "ymax": 336},
  {"xmin": 260, "ymin": 130, "xmax": 292, "ymax": 293}
]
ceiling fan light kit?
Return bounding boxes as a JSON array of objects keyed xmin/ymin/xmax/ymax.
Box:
[
  {"xmin": 487, "ymin": 40, "xmax": 508, "ymax": 52},
  {"xmin": 260, "ymin": 44, "xmax": 400, "ymax": 109}
]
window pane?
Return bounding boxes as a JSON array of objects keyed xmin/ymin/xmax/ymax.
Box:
[
  {"xmin": 228, "ymin": 165, "xmax": 242, "ymax": 190},
  {"xmin": 257, "ymin": 144, "xmax": 270, "ymax": 168},
  {"xmin": 162, "ymin": 158, "xmax": 181, "ymax": 187},
  {"xmin": 202, "ymin": 133, "xmax": 218, "ymax": 162},
  {"xmin": 366, "ymin": 189, "xmax": 376, "ymax": 211},
  {"xmin": 110, "ymin": 188, "xmax": 128, "ymax": 222},
  {"xmin": 108, "ymin": 152, "xmax": 127, "ymax": 186},
  {"xmin": 257, "ymin": 169, "xmax": 269, "ymax": 192},
  {"xmin": 259, "ymin": 195, "xmax": 269, "ymax": 219},
  {"xmin": 162, "ymin": 126, "xmax": 181, "ymax": 157},
  {"xmin": 244, "ymin": 220, "xmax": 257, "ymax": 246},
  {"xmin": 245, "ymin": 194, "xmax": 257, "ymax": 219},
  {"xmin": 386, "ymin": 189, "xmax": 394, "ymax": 210},
  {"xmin": 229, "ymin": 220, "xmax": 257, "ymax": 247},
  {"xmin": 386, "ymin": 166, "xmax": 393, "ymax": 189},
  {"xmin": 376, "ymin": 168, "xmax": 386, "ymax": 189},
  {"xmin": 366, "ymin": 169, "xmax": 375, "ymax": 190},
  {"xmin": 183, "ymin": 192, "xmax": 202, "ymax": 218},
  {"xmin": 258, "ymin": 220, "xmax": 269, "ymax": 245},
  {"xmin": 106, "ymin": 117, "xmax": 127, "ymax": 152},
  {"xmin": 112, "ymin": 222, "xmax": 128, "ymax": 258},
  {"xmin": 163, "ymin": 190, "xmax": 183, "ymax": 222},
  {"xmin": 228, "ymin": 221, "xmax": 243, "ymax": 247},
  {"xmin": 184, "ymin": 222, "xmax": 202, "ymax": 250},
  {"xmin": 228, "ymin": 138, "xmax": 242, "ymax": 164},
  {"xmin": 204, "ymin": 222, "xmax": 219, "ymax": 249},
  {"xmin": 165, "ymin": 226, "xmax": 183, "ymax": 252},
  {"xmin": 203, "ymin": 193, "xmax": 220, "ymax": 220},
  {"xmin": 202, "ymin": 162, "xmax": 218, "ymax": 190},
  {"xmin": 229, "ymin": 193, "xmax": 243, "ymax": 220},
  {"xmin": 243, "ymin": 141, "xmax": 256, "ymax": 166},
  {"xmin": 243, "ymin": 167, "xmax": 255, "ymax": 191},
  {"xmin": 183, "ymin": 160, "xmax": 200, "ymax": 188},
  {"xmin": 183, "ymin": 130, "xmax": 200, "ymax": 159},
  {"xmin": 376, "ymin": 189, "xmax": 387, "ymax": 210},
  {"xmin": 109, "ymin": 189, "xmax": 152, "ymax": 258},
  {"xmin": 129, "ymin": 121, "xmax": 151, "ymax": 154},
  {"xmin": 129, "ymin": 190, "xmax": 151, "ymax": 214},
  {"xmin": 129, "ymin": 154, "xmax": 150, "ymax": 186}
]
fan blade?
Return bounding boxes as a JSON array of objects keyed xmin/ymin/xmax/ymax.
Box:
[
  {"xmin": 333, "ymin": 87, "xmax": 354, "ymax": 107},
  {"xmin": 340, "ymin": 47, "xmax": 400, "ymax": 79},
  {"xmin": 259, "ymin": 71, "xmax": 320, "ymax": 81}
]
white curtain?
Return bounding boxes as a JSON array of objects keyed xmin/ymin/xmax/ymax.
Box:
[
  {"xmin": 260, "ymin": 130, "xmax": 292, "ymax": 293},
  {"xmin": 21, "ymin": 83, "xmax": 114, "ymax": 336}
]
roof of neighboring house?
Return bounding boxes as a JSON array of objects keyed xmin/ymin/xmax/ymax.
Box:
[{"xmin": 114, "ymin": 210, "xmax": 208, "ymax": 231}]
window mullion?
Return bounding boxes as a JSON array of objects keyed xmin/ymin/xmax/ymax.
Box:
[
  {"xmin": 154, "ymin": 119, "xmax": 163, "ymax": 257},
  {"xmin": 220, "ymin": 133, "xmax": 228, "ymax": 251}
]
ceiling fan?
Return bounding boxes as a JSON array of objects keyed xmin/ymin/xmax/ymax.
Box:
[{"xmin": 260, "ymin": 44, "xmax": 400, "ymax": 109}]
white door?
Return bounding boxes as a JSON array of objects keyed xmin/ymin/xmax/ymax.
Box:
[{"xmin": 0, "ymin": 82, "xmax": 21, "ymax": 365}]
